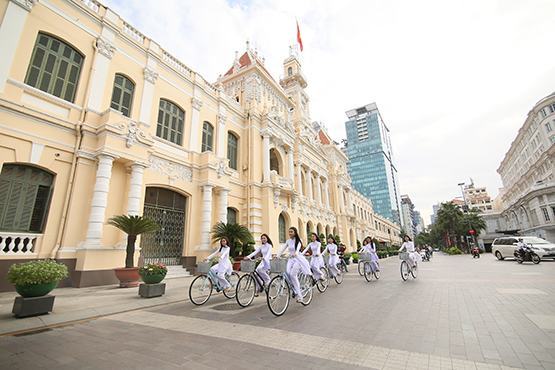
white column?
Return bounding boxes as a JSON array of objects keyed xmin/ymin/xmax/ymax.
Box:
[
  {"xmin": 127, "ymin": 163, "xmax": 146, "ymax": 216},
  {"xmin": 87, "ymin": 31, "xmax": 115, "ymax": 112},
  {"xmin": 339, "ymin": 185, "xmax": 345, "ymax": 213},
  {"xmin": 307, "ymin": 169, "xmax": 313, "ymax": 200},
  {"xmin": 316, "ymin": 175, "xmax": 322, "ymax": 206},
  {"xmin": 0, "ymin": 0, "xmax": 35, "ymax": 93},
  {"xmin": 324, "ymin": 179, "xmax": 330, "ymax": 209},
  {"xmin": 287, "ymin": 148, "xmax": 294, "ymax": 183},
  {"xmin": 200, "ymin": 184, "xmax": 214, "ymax": 250},
  {"xmin": 84, "ymin": 154, "xmax": 115, "ymax": 247},
  {"xmin": 189, "ymin": 97, "xmax": 203, "ymax": 152},
  {"xmin": 216, "ymin": 115, "xmax": 227, "ymax": 158},
  {"xmin": 138, "ymin": 65, "xmax": 158, "ymax": 125},
  {"xmin": 295, "ymin": 161, "xmax": 302, "ymax": 194},
  {"xmin": 217, "ymin": 188, "xmax": 229, "ymax": 223},
  {"xmin": 262, "ymin": 130, "xmax": 271, "ymax": 183}
]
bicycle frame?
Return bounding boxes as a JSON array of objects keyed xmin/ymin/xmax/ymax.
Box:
[{"xmin": 207, "ymin": 269, "xmax": 234, "ymax": 291}]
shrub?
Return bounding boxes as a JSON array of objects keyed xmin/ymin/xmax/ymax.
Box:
[
  {"xmin": 351, "ymin": 252, "xmax": 359, "ymax": 263},
  {"xmin": 445, "ymin": 246, "xmax": 462, "ymax": 255},
  {"xmin": 7, "ymin": 260, "xmax": 68, "ymax": 286},
  {"xmin": 343, "ymin": 252, "xmax": 352, "ymax": 265},
  {"xmin": 139, "ymin": 262, "xmax": 167, "ymax": 277}
]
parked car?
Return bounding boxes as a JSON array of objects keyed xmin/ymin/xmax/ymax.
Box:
[{"xmin": 492, "ymin": 236, "xmax": 554, "ymax": 260}]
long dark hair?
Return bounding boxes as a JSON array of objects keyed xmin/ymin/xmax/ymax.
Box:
[
  {"xmin": 403, "ymin": 235, "xmax": 412, "ymax": 242},
  {"xmin": 363, "ymin": 236, "xmax": 371, "ymax": 246},
  {"xmin": 327, "ymin": 234, "xmax": 336, "ymax": 245},
  {"xmin": 219, "ymin": 236, "xmax": 230, "ymax": 252},
  {"xmin": 261, "ymin": 233, "xmax": 273, "ymax": 246},
  {"xmin": 289, "ymin": 227, "xmax": 303, "ymax": 249},
  {"xmin": 310, "ymin": 232, "xmax": 320, "ymax": 243}
]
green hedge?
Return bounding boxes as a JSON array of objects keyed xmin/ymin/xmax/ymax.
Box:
[{"xmin": 445, "ymin": 246, "xmax": 462, "ymax": 255}]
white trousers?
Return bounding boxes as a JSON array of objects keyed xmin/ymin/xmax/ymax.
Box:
[
  {"xmin": 328, "ymin": 255, "xmax": 340, "ymax": 277},
  {"xmin": 287, "ymin": 260, "xmax": 302, "ymax": 297},
  {"xmin": 210, "ymin": 265, "xmax": 230, "ymax": 289},
  {"xmin": 255, "ymin": 262, "xmax": 270, "ymax": 289}
]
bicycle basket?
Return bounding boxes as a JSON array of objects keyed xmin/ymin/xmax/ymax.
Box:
[
  {"xmin": 240, "ymin": 260, "xmax": 256, "ymax": 273},
  {"xmin": 270, "ymin": 258, "xmax": 287, "ymax": 273},
  {"xmin": 197, "ymin": 261, "xmax": 211, "ymax": 273},
  {"xmin": 359, "ymin": 253, "xmax": 371, "ymax": 262},
  {"xmin": 399, "ymin": 252, "xmax": 410, "ymax": 261}
]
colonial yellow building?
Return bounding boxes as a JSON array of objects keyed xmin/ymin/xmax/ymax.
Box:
[{"xmin": 0, "ymin": 0, "xmax": 401, "ymax": 290}]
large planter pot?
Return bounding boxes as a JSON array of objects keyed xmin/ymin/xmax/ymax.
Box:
[
  {"xmin": 114, "ymin": 267, "xmax": 140, "ymax": 288},
  {"xmin": 141, "ymin": 273, "xmax": 166, "ymax": 284},
  {"xmin": 15, "ymin": 281, "xmax": 58, "ymax": 298}
]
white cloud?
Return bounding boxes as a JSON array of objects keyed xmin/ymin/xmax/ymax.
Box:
[{"xmin": 105, "ymin": 0, "xmax": 555, "ymax": 223}]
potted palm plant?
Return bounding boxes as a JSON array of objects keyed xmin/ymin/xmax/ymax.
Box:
[
  {"xmin": 210, "ymin": 222, "xmax": 254, "ymax": 271},
  {"xmin": 108, "ymin": 215, "xmax": 159, "ymax": 288}
]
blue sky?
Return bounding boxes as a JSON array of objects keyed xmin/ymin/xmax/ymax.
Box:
[{"xmin": 103, "ymin": 0, "xmax": 555, "ymax": 223}]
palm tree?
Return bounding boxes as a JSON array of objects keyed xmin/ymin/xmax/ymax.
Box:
[
  {"xmin": 108, "ymin": 215, "xmax": 159, "ymax": 268},
  {"xmin": 211, "ymin": 222, "xmax": 254, "ymax": 257},
  {"xmin": 435, "ymin": 202, "xmax": 463, "ymax": 247}
]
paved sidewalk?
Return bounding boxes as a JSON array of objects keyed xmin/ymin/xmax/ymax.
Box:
[{"xmin": 0, "ymin": 275, "xmax": 194, "ymax": 336}]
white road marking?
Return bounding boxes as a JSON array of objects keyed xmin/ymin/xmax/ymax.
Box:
[
  {"xmin": 496, "ymin": 288, "xmax": 547, "ymax": 295},
  {"xmin": 526, "ymin": 314, "xmax": 555, "ymax": 330}
]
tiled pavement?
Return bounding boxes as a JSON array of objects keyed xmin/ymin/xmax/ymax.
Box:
[{"xmin": 1, "ymin": 254, "xmax": 555, "ymax": 369}]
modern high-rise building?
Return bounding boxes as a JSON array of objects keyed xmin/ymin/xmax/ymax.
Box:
[
  {"xmin": 344, "ymin": 103, "xmax": 402, "ymax": 224},
  {"xmin": 400, "ymin": 195, "xmax": 417, "ymax": 239}
]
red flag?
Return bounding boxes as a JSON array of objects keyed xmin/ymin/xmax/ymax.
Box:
[{"xmin": 296, "ymin": 20, "xmax": 303, "ymax": 52}]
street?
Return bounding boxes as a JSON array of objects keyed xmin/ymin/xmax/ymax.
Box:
[{"xmin": 1, "ymin": 254, "xmax": 555, "ymax": 369}]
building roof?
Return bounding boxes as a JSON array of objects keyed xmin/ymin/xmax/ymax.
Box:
[
  {"xmin": 318, "ymin": 130, "xmax": 331, "ymax": 145},
  {"xmin": 223, "ymin": 50, "xmax": 275, "ymax": 83}
]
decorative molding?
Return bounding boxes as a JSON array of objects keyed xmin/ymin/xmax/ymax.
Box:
[
  {"xmin": 125, "ymin": 120, "xmax": 138, "ymax": 147},
  {"xmin": 216, "ymin": 159, "xmax": 230, "ymax": 178},
  {"xmin": 143, "ymin": 67, "xmax": 159, "ymax": 84},
  {"xmin": 217, "ymin": 114, "xmax": 226, "ymax": 126},
  {"xmin": 273, "ymin": 188, "xmax": 280, "ymax": 207},
  {"xmin": 261, "ymin": 127, "xmax": 273, "ymax": 138},
  {"xmin": 11, "ymin": 0, "xmax": 37, "ymax": 11},
  {"xmin": 191, "ymin": 97, "xmax": 203, "ymax": 111},
  {"xmin": 148, "ymin": 155, "xmax": 192, "ymax": 182},
  {"xmin": 95, "ymin": 37, "xmax": 115, "ymax": 59}
]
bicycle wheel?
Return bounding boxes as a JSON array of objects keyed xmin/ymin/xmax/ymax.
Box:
[
  {"xmin": 266, "ymin": 275, "xmax": 290, "ymax": 316},
  {"xmin": 363, "ymin": 262, "xmax": 373, "ymax": 282},
  {"xmin": 410, "ymin": 262, "xmax": 418, "ymax": 279},
  {"xmin": 236, "ymin": 274, "xmax": 256, "ymax": 307},
  {"xmin": 339, "ymin": 261, "xmax": 348, "ymax": 273},
  {"xmin": 223, "ymin": 272, "xmax": 240, "ymax": 299},
  {"xmin": 334, "ymin": 269, "xmax": 343, "ymax": 284},
  {"xmin": 400, "ymin": 261, "xmax": 409, "ymax": 281},
  {"xmin": 299, "ymin": 274, "xmax": 313, "ymax": 306},
  {"xmin": 357, "ymin": 262, "xmax": 364, "ymax": 276},
  {"xmin": 316, "ymin": 267, "xmax": 329, "ymax": 293},
  {"xmin": 189, "ymin": 275, "xmax": 213, "ymax": 305},
  {"xmin": 373, "ymin": 269, "xmax": 380, "ymax": 280}
]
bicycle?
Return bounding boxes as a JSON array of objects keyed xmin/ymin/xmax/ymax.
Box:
[
  {"xmin": 189, "ymin": 261, "xmax": 240, "ymax": 305},
  {"xmin": 359, "ymin": 253, "xmax": 380, "ymax": 282},
  {"xmin": 235, "ymin": 259, "xmax": 269, "ymax": 307},
  {"xmin": 266, "ymin": 258, "xmax": 314, "ymax": 316},
  {"xmin": 323, "ymin": 254, "xmax": 344, "ymax": 284},
  {"xmin": 305, "ymin": 255, "xmax": 330, "ymax": 293},
  {"xmin": 399, "ymin": 252, "xmax": 417, "ymax": 281}
]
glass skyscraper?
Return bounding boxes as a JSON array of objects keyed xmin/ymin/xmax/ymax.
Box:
[{"xmin": 344, "ymin": 103, "xmax": 402, "ymax": 225}]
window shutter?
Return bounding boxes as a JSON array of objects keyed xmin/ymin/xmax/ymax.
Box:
[{"xmin": 0, "ymin": 179, "xmax": 10, "ymax": 227}]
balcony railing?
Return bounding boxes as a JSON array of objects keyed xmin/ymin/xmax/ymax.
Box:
[{"xmin": 0, "ymin": 233, "xmax": 41, "ymax": 256}]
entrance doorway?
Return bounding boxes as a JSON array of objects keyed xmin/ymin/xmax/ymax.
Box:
[{"xmin": 142, "ymin": 187, "xmax": 187, "ymax": 265}]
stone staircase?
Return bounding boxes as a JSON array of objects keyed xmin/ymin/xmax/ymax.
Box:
[{"xmin": 165, "ymin": 265, "xmax": 191, "ymax": 279}]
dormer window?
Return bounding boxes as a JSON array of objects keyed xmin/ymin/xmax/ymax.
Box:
[{"xmin": 287, "ymin": 66, "xmax": 293, "ymax": 76}]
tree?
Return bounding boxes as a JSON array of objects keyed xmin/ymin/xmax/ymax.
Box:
[
  {"xmin": 415, "ymin": 231, "xmax": 432, "ymax": 247},
  {"xmin": 435, "ymin": 202, "xmax": 463, "ymax": 247},
  {"xmin": 211, "ymin": 222, "xmax": 254, "ymax": 258},
  {"xmin": 108, "ymin": 215, "xmax": 159, "ymax": 268}
]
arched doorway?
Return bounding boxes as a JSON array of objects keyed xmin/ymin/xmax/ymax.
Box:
[
  {"xmin": 142, "ymin": 187, "xmax": 187, "ymax": 265},
  {"xmin": 278, "ymin": 212, "xmax": 287, "ymax": 243},
  {"xmin": 269, "ymin": 148, "xmax": 282, "ymax": 175},
  {"xmin": 325, "ymin": 225, "xmax": 331, "ymax": 238}
]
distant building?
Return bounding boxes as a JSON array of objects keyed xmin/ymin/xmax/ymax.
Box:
[
  {"xmin": 344, "ymin": 103, "xmax": 401, "ymax": 224},
  {"xmin": 463, "ymin": 181, "xmax": 494, "ymax": 213},
  {"xmin": 400, "ymin": 195, "xmax": 417, "ymax": 239},
  {"xmin": 430, "ymin": 203, "xmax": 441, "ymax": 224},
  {"xmin": 414, "ymin": 211, "xmax": 426, "ymax": 234}
]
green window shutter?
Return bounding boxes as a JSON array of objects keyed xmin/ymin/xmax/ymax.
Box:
[
  {"xmin": 25, "ymin": 33, "xmax": 83, "ymax": 103},
  {"xmin": 0, "ymin": 179, "xmax": 10, "ymax": 228},
  {"xmin": 156, "ymin": 99, "xmax": 184, "ymax": 145},
  {"xmin": 110, "ymin": 74, "xmax": 134, "ymax": 117}
]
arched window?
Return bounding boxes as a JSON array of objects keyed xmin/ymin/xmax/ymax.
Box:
[
  {"xmin": 110, "ymin": 74, "xmax": 135, "ymax": 117},
  {"xmin": 227, "ymin": 207, "xmax": 237, "ymax": 224},
  {"xmin": 270, "ymin": 149, "xmax": 280, "ymax": 175},
  {"xmin": 227, "ymin": 132, "xmax": 238, "ymax": 170},
  {"xmin": 287, "ymin": 66, "xmax": 293, "ymax": 76},
  {"xmin": 25, "ymin": 33, "xmax": 84, "ymax": 102},
  {"xmin": 0, "ymin": 164, "xmax": 54, "ymax": 232},
  {"xmin": 201, "ymin": 121, "xmax": 214, "ymax": 152},
  {"xmin": 156, "ymin": 99, "xmax": 184, "ymax": 145},
  {"xmin": 278, "ymin": 213, "xmax": 286, "ymax": 243}
]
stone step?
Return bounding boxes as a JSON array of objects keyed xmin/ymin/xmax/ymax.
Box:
[{"xmin": 164, "ymin": 265, "xmax": 191, "ymax": 279}]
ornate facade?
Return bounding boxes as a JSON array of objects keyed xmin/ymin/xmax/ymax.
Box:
[{"xmin": 0, "ymin": 0, "xmax": 400, "ymax": 290}]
